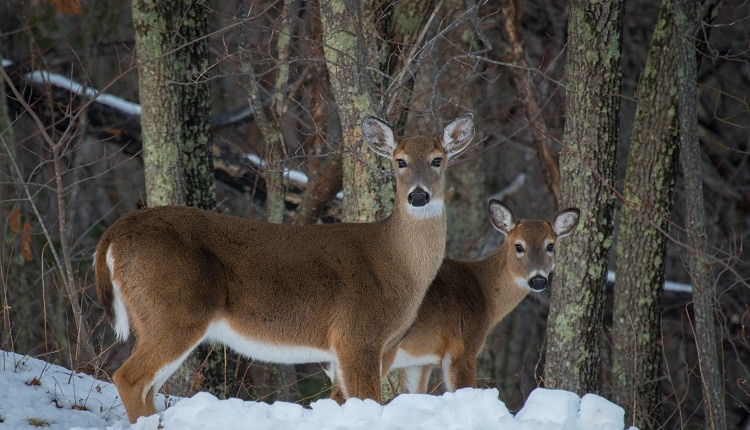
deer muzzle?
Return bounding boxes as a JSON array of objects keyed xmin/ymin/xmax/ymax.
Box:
[
  {"xmin": 408, "ymin": 187, "xmax": 430, "ymax": 207},
  {"xmin": 528, "ymin": 275, "xmax": 547, "ymax": 292}
]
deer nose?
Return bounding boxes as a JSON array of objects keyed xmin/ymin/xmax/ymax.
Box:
[
  {"xmin": 528, "ymin": 275, "xmax": 547, "ymax": 292},
  {"xmin": 408, "ymin": 188, "xmax": 430, "ymax": 207}
]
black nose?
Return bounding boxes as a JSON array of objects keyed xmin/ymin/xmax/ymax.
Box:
[
  {"xmin": 408, "ymin": 188, "xmax": 430, "ymax": 207},
  {"xmin": 528, "ymin": 275, "xmax": 547, "ymax": 292}
]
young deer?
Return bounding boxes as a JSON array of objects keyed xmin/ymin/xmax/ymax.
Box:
[
  {"xmin": 94, "ymin": 115, "xmax": 474, "ymax": 423},
  {"xmin": 388, "ymin": 200, "xmax": 579, "ymax": 394}
]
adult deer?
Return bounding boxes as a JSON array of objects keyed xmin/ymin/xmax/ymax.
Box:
[
  {"xmin": 94, "ymin": 114, "xmax": 474, "ymax": 423},
  {"xmin": 386, "ymin": 200, "xmax": 579, "ymax": 394}
]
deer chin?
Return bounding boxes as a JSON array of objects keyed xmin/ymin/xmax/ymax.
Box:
[{"xmin": 407, "ymin": 198, "xmax": 444, "ymax": 219}]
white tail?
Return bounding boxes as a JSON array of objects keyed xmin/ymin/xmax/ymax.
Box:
[
  {"xmin": 94, "ymin": 114, "xmax": 474, "ymax": 423},
  {"xmin": 388, "ymin": 200, "xmax": 579, "ymax": 393}
]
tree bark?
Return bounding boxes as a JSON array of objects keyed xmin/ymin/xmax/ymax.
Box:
[
  {"xmin": 674, "ymin": 0, "xmax": 726, "ymax": 428},
  {"xmin": 319, "ymin": 0, "xmax": 393, "ymax": 222},
  {"xmin": 293, "ymin": 0, "xmax": 335, "ymax": 225},
  {"xmin": 544, "ymin": 0, "xmax": 624, "ymax": 394},
  {"xmin": 612, "ymin": 0, "xmax": 678, "ymax": 426},
  {"xmin": 133, "ymin": 0, "xmax": 216, "ymax": 209},
  {"xmin": 131, "ymin": 0, "xmax": 216, "ymax": 398},
  {"xmin": 243, "ymin": 2, "xmax": 291, "ymax": 225},
  {"xmin": 293, "ymin": 154, "xmax": 343, "ymax": 226},
  {"xmin": 175, "ymin": 2, "xmax": 216, "ymax": 211}
]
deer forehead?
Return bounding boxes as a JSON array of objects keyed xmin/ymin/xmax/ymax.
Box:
[
  {"xmin": 394, "ymin": 136, "xmax": 445, "ymax": 161},
  {"xmin": 508, "ymin": 221, "xmax": 557, "ymax": 246}
]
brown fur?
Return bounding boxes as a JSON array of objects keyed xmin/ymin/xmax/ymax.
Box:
[
  {"xmin": 94, "ymin": 115, "xmax": 474, "ymax": 423},
  {"xmin": 390, "ymin": 201, "xmax": 580, "ymax": 393}
]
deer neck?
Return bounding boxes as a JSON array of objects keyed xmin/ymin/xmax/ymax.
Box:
[
  {"xmin": 475, "ymin": 243, "xmax": 531, "ymax": 326},
  {"xmin": 383, "ymin": 198, "xmax": 447, "ymax": 292}
]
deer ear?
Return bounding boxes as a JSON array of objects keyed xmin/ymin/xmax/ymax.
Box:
[
  {"xmin": 553, "ymin": 208, "xmax": 580, "ymax": 238},
  {"xmin": 442, "ymin": 113, "xmax": 474, "ymax": 158},
  {"xmin": 362, "ymin": 116, "xmax": 397, "ymax": 158},
  {"xmin": 489, "ymin": 199, "xmax": 516, "ymax": 236}
]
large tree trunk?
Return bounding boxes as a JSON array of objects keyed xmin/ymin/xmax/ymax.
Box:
[
  {"xmin": 543, "ymin": 0, "xmax": 624, "ymax": 394},
  {"xmin": 674, "ymin": 0, "xmax": 726, "ymax": 428},
  {"xmin": 319, "ymin": 0, "xmax": 393, "ymax": 222},
  {"xmin": 133, "ymin": 0, "xmax": 215, "ymax": 209},
  {"xmin": 244, "ymin": 2, "xmax": 290, "ymax": 226},
  {"xmin": 131, "ymin": 0, "xmax": 216, "ymax": 398},
  {"xmin": 612, "ymin": 0, "xmax": 679, "ymax": 426},
  {"xmin": 293, "ymin": 0, "xmax": 339, "ymax": 226}
]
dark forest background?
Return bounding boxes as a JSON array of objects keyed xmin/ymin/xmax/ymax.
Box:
[{"xmin": 1, "ymin": 0, "xmax": 748, "ymax": 428}]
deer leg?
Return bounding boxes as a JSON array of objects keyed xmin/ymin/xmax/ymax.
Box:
[
  {"xmin": 443, "ymin": 353, "xmax": 477, "ymax": 391},
  {"xmin": 144, "ymin": 387, "xmax": 156, "ymax": 415},
  {"xmin": 380, "ymin": 347, "xmax": 398, "ymax": 376},
  {"xmin": 113, "ymin": 346, "xmax": 162, "ymax": 423},
  {"xmin": 114, "ymin": 333, "xmax": 203, "ymax": 423},
  {"xmin": 329, "ymin": 383, "xmax": 347, "ymax": 404},
  {"xmin": 418, "ymin": 366, "xmax": 433, "ymax": 393},
  {"xmin": 335, "ymin": 345, "xmax": 382, "ymax": 403},
  {"xmin": 323, "ymin": 362, "xmax": 347, "ymax": 404}
]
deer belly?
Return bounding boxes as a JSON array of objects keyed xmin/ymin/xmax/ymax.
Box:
[
  {"xmin": 205, "ymin": 319, "xmax": 336, "ymax": 364},
  {"xmin": 391, "ymin": 348, "xmax": 440, "ymax": 370}
]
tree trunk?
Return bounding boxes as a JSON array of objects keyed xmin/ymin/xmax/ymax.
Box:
[
  {"xmin": 319, "ymin": 0, "xmax": 393, "ymax": 222},
  {"xmin": 243, "ymin": 21, "xmax": 289, "ymax": 225},
  {"xmin": 612, "ymin": 0, "xmax": 678, "ymax": 426},
  {"xmin": 544, "ymin": 0, "xmax": 624, "ymax": 394},
  {"xmin": 133, "ymin": 0, "xmax": 215, "ymax": 209},
  {"xmin": 293, "ymin": 0, "xmax": 336, "ymax": 226},
  {"xmin": 674, "ymin": 0, "xmax": 726, "ymax": 428},
  {"xmin": 176, "ymin": 2, "xmax": 216, "ymax": 211},
  {"xmin": 293, "ymin": 154, "xmax": 343, "ymax": 226},
  {"xmin": 131, "ymin": 0, "xmax": 215, "ymax": 398}
]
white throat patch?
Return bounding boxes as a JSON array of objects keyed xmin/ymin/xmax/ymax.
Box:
[{"xmin": 407, "ymin": 198, "xmax": 444, "ymax": 219}]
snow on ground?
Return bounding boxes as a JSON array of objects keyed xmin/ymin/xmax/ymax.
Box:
[{"xmin": 0, "ymin": 351, "xmax": 635, "ymax": 430}]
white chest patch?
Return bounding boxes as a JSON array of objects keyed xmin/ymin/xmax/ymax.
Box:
[{"xmin": 205, "ymin": 320, "xmax": 337, "ymax": 365}]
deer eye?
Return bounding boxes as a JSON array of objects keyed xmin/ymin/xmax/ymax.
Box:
[
  {"xmin": 431, "ymin": 158, "xmax": 443, "ymax": 167},
  {"xmin": 547, "ymin": 243, "xmax": 554, "ymax": 253},
  {"xmin": 515, "ymin": 244, "xmax": 524, "ymax": 253},
  {"xmin": 397, "ymin": 159, "xmax": 407, "ymax": 168}
]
